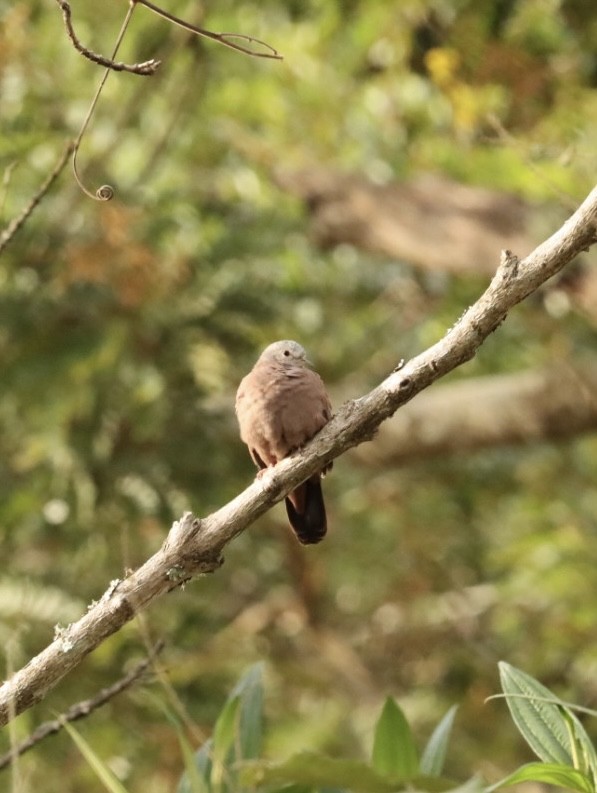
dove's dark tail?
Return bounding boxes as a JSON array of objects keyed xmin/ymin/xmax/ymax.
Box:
[{"xmin": 285, "ymin": 476, "xmax": 327, "ymax": 544}]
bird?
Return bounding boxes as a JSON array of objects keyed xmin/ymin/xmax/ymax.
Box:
[{"xmin": 235, "ymin": 340, "xmax": 332, "ymax": 544}]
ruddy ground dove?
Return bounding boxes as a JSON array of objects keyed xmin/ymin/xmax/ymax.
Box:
[{"xmin": 235, "ymin": 340, "xmax": 332, "ymax": 544}]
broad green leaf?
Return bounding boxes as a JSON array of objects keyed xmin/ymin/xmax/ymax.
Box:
[
  {"xmin": 499, "ymin": 662, "xmax": 597, "ymax": 783},
  {"xmin": 487, "ymin": 762, "xmax": 594, "ymax": 793},
  {"xmin": 420, "ymin": 706, "xmax": 458, "ymax": 776},
  {"xmin": 229, "ymin": 661, "xmax": 264, "ymax": 760},
  {"xmin": 372, "ymin": 698, "xmax": 418, "ymax": 780},
  {"xmin": 62, "ymin": 721, "xmax": 129, "ymax": 793},
  {"xmin": 499, "ymin": 662, "xmax": 574, "ymax": 765}
]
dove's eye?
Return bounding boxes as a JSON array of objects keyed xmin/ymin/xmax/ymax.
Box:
[{"xmin": 283, "ymin": 350, "xmax": 291, "ymax": 357}]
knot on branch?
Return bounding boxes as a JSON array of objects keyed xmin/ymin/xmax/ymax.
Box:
[{"xmin": 499, "ymin": 248, "xmax": 520, "ymax": 280}]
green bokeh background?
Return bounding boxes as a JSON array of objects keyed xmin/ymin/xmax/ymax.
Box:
[{"xmin": 2, "ymin": 0, "xmax": 597, "ymax": 789}]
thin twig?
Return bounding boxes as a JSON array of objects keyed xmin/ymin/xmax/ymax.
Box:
[
  {"xmin": 0, "ymin": 162, "xmax": 18, "ymax": 221},
  {"xmin": 136, "ymin": 0, "xmax": 283, "ymax": 60},
  {"xmin": 0, "ymin": 641, "xmax": 164, "ymax": 771},
  {"xmin": 54, "ymin": 0, "xmax": 161, "ymax": 75},
  {"xmin": 0, "ymin": 141, "xmax": 74, "ymax": 257}
]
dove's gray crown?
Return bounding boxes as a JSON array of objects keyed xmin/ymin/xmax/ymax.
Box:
[{"xmin": 258, "ymin": 340, "xmax": 308, "ymax": 364}]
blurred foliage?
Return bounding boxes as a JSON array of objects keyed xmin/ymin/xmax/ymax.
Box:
[
  {"xmin": 179, "ymin": 664, "xmax": 465, "ymax": 793},
  {"xmin": 1, "ymin": 0, "xmax": 597, "ymax": 790},
  {"xmin": 179, "ymin": 663, "xmax": 597, "ymax": 793}
]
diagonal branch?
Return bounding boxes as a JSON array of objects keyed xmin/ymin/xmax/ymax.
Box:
[
  {"xmin": 1, "ymin": 185, "xmax": 596, "ymax": 726},
  {"xmin": 0, "ymin": 641, "xmax": 163, "ymax": 771},
  {"xmin": 0, "ymin": 142, "xmax": 74, "ymax": 257}
]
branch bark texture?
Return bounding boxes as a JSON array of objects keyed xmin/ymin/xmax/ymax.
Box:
[{"xmin": 1, "ymin": 185, "xmax": 596, "ymax": 726}]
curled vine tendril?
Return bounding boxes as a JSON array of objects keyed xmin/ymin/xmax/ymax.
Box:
[
  {"xmin": 71, "ymin": 2, "xmax": 138, "ymax": 201},
  {"xmin": 95, "ymin": 185, "xmax": 115, "ymax": 201}
]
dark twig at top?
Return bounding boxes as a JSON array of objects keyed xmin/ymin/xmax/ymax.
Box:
[
  {"xmin": 54, "ymin": 0, "xmax": 161, "ymax": 75},
  {"xmin": 0, "ymin": 641, "xmax": 164, "ymax": 771}
]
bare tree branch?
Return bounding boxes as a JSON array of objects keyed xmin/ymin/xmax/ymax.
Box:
[
  {"xmin": 1, "ymin": 185, "xmax": 596, "ymax": 726},
  {"xmin": 0, "ymin": 142, "xmax": 74, "ymax": 257},
  {"xmin": 0, "ymin": 641, "xmax": 163, "ymax": 770},
  {"xmin": 353, "ymin": 359, "xmax": 597, "ymax": 466}
]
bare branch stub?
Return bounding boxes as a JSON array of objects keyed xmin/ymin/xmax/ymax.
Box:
[{"xmin": 54, "ymin": 0, "xmax": 161, "ymax": 75}]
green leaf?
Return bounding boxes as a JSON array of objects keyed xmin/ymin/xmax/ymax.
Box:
[
  {"xmin": 229, "ymin": 661, "xmax": 264, "ymax": 760},
  {"xmin": 420, "ymin": 706, "xmax": 458, "ymax": 776},
  {"xmin": 144, "ymin": 692, "xmax": 212, "ymax": 793},
  {"xmin": 62, "ymin": 721, "xmax": 129, "ymax": 793},
  {"xmin": 177, "ymin": 734, "xmax": 211, "ymax": 793},
  {"xmin": 267, "ymin": 787, "xmax": 314, "ymax": 793},
  {"xmin": 560, "ymin": 707, "xmax": 597, "ymax": 784},
  {"xmin": 192, "ymin": 739, "xmax": 214, "ymax": 787},
  {"xmin": 498, "ymin": 663, "xmax": 597, "ymax": 786},
  {"xmin": 240, "ymin": 752, "xmax": 399, "ymax": 792},
  {"xmin": 499, "ymin": 662, "xmax": 575, "ymax": 765},
  {"xmin": 241, "ymin": 754, "xmax": 462, "ymax": 793},
  {"xmin": 488, "ymin": 762, "xmax": 595, "ymax": 793},
  {"xmin": 444, "ymin": 776, "xmax": 484, "ymax": 793},
  {"xmin": 178, "ymin": 664, "xmax": 264, "ymax": 793},
  {"xmin": 211, "ymin": 694, "xmax": 242, "ymax": 787},
  {"xmin": 371, "ymin": 698, "xmax": 418, "ymax": 780}
]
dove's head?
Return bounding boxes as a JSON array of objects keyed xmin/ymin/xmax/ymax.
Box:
[{"xmin": 259, "ymin": 340, "xmax": 310, "ymax": 366}]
